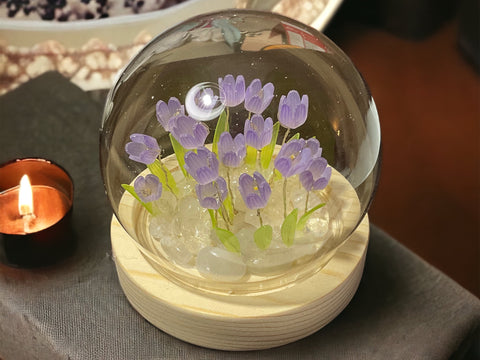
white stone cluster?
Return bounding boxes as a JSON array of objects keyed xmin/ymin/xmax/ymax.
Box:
[
  {"xmin": 0, "ymin": 31, "xmax": 152, "ymax": 94},
  {"xmin": 149, "ymin": 174, "xmax": 331, "ymax": 282}
]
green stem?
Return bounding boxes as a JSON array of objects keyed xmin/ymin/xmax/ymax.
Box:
[
  {"xmin": 208, "ymin": 209, "xmax": 217, "ymax": 228},
  {"xmin": 257, "ymin": 209, "xmax": 263, "ymax": 227},
  {"xmin": 219, "ymin": 203, "xmax": 231, "ymax": 231},
  {"xmin": 305, "ymin": 191, "xmax": 310, "ymax": 215},
  {"xmin": 151, "ymin": 202, "xmax": 160, "ymax": 216},
  {"xmin": 268, "ymin": 172, "xmax": 274, "ymax": 184},
  {"xmin": 225, "ymin": 107, "xmax": 230, "ymax": 132},
  {"xmin": 160, "ymin": 161, "xmax": 178, "ymax": 199},
  {"xmin": 283, "ymin": 177, "xmax": 288, "ymax": 219},
  {"xmin": 215, "ymin": 181, "xmax": 232, "ymax": 229},
  {"xmin": 282, "ymin": 128, "xmax": 291, "ymax": 146},
  {"xmin": 226, "ymin": 168, "xmax": 237, "ymax": 214}
]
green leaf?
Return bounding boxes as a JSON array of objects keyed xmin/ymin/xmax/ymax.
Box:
[
  {"xmin": 212, "ymin": 110, "xmax": 228, "ymax": 155},
  {"xmin": 297, "ymin": 203, "xmax": 326, "ymax": 231},
  {"xmin": 169, "ymin": 133, "xmax": 188, "ymax": 178},
  {"xmin": 281, "ymin": 208, "xmax": 298, "ymax": 246},
  {"xmin": 260, "ymin": 121, "xmax": 280, "ymax": 169},
  {"xmin": 208, "ymin": 209, "xmax": 217, "ymax": 228},
  {"xmin": 245, "ymin": 145, "xmax": 257, "ymax": 166},
  {"xmin": 273, "ymin": 168, "xmax": 282, "ymax": 181},
  {"xmin": 215, "ymin": 227, "xmax": 241, "ymax": 253},
  {"xmin": 121, "ymin": 184, "xmax": 154, "ymax": 214},
  {"xmin": 147, "ymin": 159, "xmax": 179, "ymax": 196},
  {"xmin": 223, "ymin": 194, "xmax": 235, "ymax": 221},
  {"xmin": 287, "ymin": 132, "xmax": 300, "ymax": 142},
  {"xmin": 254, "ymin": 225, "xmax": 272, "ymax": 250}
]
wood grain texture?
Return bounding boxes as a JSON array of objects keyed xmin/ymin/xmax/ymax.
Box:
[
  {"xmin": 110, "ymin": 143, "xmax": 370, "ymax": 349},
  {"xmin": 111, "ymin": 214, "xmax": 369, "ymax": 350}
]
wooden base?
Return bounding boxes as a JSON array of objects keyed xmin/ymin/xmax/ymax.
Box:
[{"xmin": 111, "ymin": 214, "xmax": 369, "ymax": 351}]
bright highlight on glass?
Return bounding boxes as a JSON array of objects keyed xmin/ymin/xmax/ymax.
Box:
[{"xmin": 185, "ymin": 82, "xmax": 225, "ymax": 121}]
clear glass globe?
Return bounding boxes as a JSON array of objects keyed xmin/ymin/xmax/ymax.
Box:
[{"xmin": 100, "ymin": 9, "xmax": 381, "ymax": 294}]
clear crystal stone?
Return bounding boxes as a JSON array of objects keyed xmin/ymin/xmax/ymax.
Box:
[
  {"xmin": 196, "ymin": 246, "xmax": 247, "ymax": 281},
  {"xmin": 245, "ymin": 243, "xmax": 317, "ymax": 275}
]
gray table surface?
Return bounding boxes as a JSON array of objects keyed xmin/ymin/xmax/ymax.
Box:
[{"xmin": 0, "ymin": 72, "xmax": 479, "ymax": 360}]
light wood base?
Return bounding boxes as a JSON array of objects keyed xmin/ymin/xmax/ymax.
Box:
[{"xmin": 111, "ymin": 213, "xmax": 369, "ymax": 350}]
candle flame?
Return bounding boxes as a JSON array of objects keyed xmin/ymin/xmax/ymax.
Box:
[{"xmin": 18, "ymin": 175, "xmax": 34, "ymax": 216}]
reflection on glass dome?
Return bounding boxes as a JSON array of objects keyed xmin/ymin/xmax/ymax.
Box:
[
  {"xmin": 185, "ymin": 82, "xmax": 225, "ymax": 121},
  {"xmin": 100, "ymin": 10, "xmax": 380, "ymax": 294}
]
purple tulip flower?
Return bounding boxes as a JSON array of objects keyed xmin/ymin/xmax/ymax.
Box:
[
  {"xmin": 184, "ymin": 147, "xmax": 219, "ymax": 185},
  {"xmin": 218, "ymin": 74, "xmax": 245, "ymax": 107},
  {"xmin": 299, "ymin": 158, "xmax": 332, "ymax": 192},
  {"xmin": 238, "ymin": 171, "xmax": 271, "ymax": 210},
  {"xmin": 134, "ymin": 174, "xmax": 162, "ymax": 203},
  {"xmin": 218, "ymin": 132, "xmax": 246, "ymax": 168},
  {"xmin": 274, "ymin": 139, "xmax": 313, "ymax": 178},
  {"xmin": 244, "ymin": 79, "xmax": 274, "ymax": 114},
  {"xmin": 244, "ymin": 114, "xmax": 273, "ymax": 150},
  {"xmin": 304, "ymin": 138, "xmax": 323, "ymax": 159},
  {"xmin": 195, "ymin": 177, "xmax": 228, "ymax": 210},
  {"xmin": 169, "ymin": 115, "xmax": 209, "ymax": 149},
  {"xmin": 125, "ymin": 133, "xmax": 161, "ymax": 165},
  {"xmin": 277, "ymin": 90, "xmax": 309, "ymax": 129},
  {"xmin": 156, "ymin": 97, "xmax": 184, "ymax": 131}
]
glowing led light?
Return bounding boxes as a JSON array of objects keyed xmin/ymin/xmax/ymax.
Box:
[
  {"xmin": 202, "ymin": 94, "xmax": 213, "ymax": 107},
  {"xmin": 185, "ymin": 82, "xmax": 225, "ymax": 121}
]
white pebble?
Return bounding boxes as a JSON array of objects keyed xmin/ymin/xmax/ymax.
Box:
[
  {"xmin": 58, "ymin": 56, "xmax": 79, "ymax": 76},
  {"xmin": 304, "ymin": 208, "xmax": 329, "ymax": 237},
  {"xmin": 108, "ymin": 53, "xmax": 123, "ymax": 69},
  {"xmin": 149, "ymin": 214, "xmax": 173, "ymax": 240},
  {"xmin": 6, "ymin": 64, "xmax": 20, "ymax": 77},
  {"xmin": 73, "ymin": 66, "xmax": 90, "ymax": 80},
  {"xmin": 0, "ymin": 54, "xmax": 8, "ymax": 73},
  {"xmin": 85, "ymin": 51, "xmax": 107, "ymax": 70},
  {"xmin": 196, "ymin": 247, "xmax": 246, "ymax": 281},
  {"xmin": 235, "ymin": 225, "xmax": 257, "ymax": 255},
  {"xmin": 25, "ymin": 55, "xmax": 54, "ymax": 77},
  {"xmin": 160, "ymin": 236, "xmax": 193, "ymax": 266},
  {"xmin": 245, "ymin": 243, "xmax": 317, "ymax": 275},
  {"xmin": 173, "ymin": 195, "xmax": 212, "ymax": 254},
  {"xmin": 153, "ymin": 190, "xmax": 177, "ymax": 214}
]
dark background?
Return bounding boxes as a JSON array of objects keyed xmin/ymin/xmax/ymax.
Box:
[{"xmin": 325, "ymin": 0, "xmax": 479, "ymax": 296}]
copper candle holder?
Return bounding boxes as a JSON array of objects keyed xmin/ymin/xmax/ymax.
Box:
[{"xmin": 0, "ymin": 158, "xmax": 75, "ymax": 268}]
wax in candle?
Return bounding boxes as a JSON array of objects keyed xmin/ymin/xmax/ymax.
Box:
[{"xmin": 0, "ymin": 185, "xmax": 71, "ymax": 235}]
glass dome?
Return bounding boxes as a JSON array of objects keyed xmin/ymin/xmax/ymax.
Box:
[{"xmin": 100, "ymin": 9, "xmax": 381, "ymax": 295}]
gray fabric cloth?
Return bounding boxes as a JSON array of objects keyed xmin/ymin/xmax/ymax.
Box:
[{"xmin": 0, "ymin": 72, "xmax": 479, "ymax": 360}]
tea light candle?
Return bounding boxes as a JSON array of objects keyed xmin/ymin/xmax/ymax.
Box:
[{"xmin": 0, "ymin": 158, "xmax": 75, "ymax": 268}]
